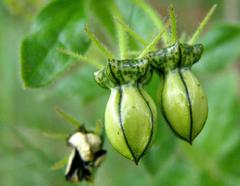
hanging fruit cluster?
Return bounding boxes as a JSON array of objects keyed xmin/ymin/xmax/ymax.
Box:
[{"xmin": 94, "ymin": 42, "xmax": 208, "ymax": 164}]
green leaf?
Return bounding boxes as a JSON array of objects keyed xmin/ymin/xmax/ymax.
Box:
[{"xmin": 20, "ymin": 0, "xmax": 90, "ymax": 88}]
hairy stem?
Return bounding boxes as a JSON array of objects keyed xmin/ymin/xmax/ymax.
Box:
[
  {"xmin": 189, "ymin": 4, "xmax": 217, "ymax": 44},
  {"xmin": 131, "ymin": 0, "xmax": 169, "ymax": 45},
  {"xmin": 108, "ymin": 1, "xmax": 128, "ymax": 59},
  {"xmin": 114, "ymin": 16, "xmax": 147, "ymax": 46},
  {"xmin": 55, "ymin": 107, "xmax": 82, "ymax": 128},
  {"xmin": 58, "ymin": 48, "xmax": 103, "ymax": 69},
  {"xmin": 85, "ymin": 26, "xmax": 114, "ymax": 59},
  {"xmin": 51, "ymin": 158, "xmax": 68, "ymax": 170},
  {"xmin": 138, "ymin": 20, "xmax": 170, "ymax": 58}
]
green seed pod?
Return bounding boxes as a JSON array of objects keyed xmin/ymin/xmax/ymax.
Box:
[
  {"xmin": 148, "ymin": 42, "xmax": 208, "ymax": 144},
  {"xmin": 94, "ymin": 59, "xmax": 157, "ymax": 164}
]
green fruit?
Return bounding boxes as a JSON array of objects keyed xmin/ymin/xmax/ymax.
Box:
[
  {"xmin": 148, "ymin": 42, "xmax": 208, "ymax": 143},
  {"xmin": 94, "ymin": 59, "xmax": 157, "ymax": 164},
  {"xmin": 162, "ymin": 68, "xmax": 208, "ymax": 143}
]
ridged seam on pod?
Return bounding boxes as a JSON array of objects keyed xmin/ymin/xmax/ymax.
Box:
[
  {"xmin": 147, "ymin": 42, "xmax": 208, "ymax": 144},
  {"xmin": 94, "ymin": 59, "xmax": 157, "ymax": 164}
]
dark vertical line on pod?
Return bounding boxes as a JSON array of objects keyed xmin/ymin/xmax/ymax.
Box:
[
  {"xmin": 178, "ymin": 69, "xmax": 193, "ymax": 144},
  {"xmin": 136, "ymin": 84, "xmax": 154, "ymax": 161},
  {"xmin": 135, "ymin": 63, "xmax": 154, "ymax": 161},
  {"xmin": 178, "ymin": 46, "xmax": 193, "ymax": 144},
  {"xmin": 108, "ymin": 64, "xmax": 137, "ymax": 164}
]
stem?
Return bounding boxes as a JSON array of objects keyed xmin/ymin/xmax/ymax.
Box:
[
  {"xmin": 138, "ymin": 20, "xmax": 170, "ymax": 58},
  {"xmin": 131, "ymin": 0, "xmax": 169, "ymax": 45},
  {"xmin": 55, "ymin": 107, "xmax": 82, "ymax": 128},
  {"xmin": 109, "ymin": 1, "xmax": 128, "ymax": 59},
  {"xmin": 94, "ymin": 120, "xmax": 103, "ymax": 136},
  {"xmin": 58, "ymin": 48, "xmax": 103, "ymax": 69},
  {"xmin": 169, "ymin": 4, "xmax": 177, "ymax": 44},
  {"xmin": 189, "ymin": 4, "xmax": 217, "ymax": 44},
  {"xmin": 51, "ymin": 158, "xmax": 68, "ymax": 170},
  {"xmin": 85, "ymin": 26, "xmax": 115, "ymax": 59},
  {"xmin": 114, "ymin": 16, "xmax": 147, "ymax": 46},
  {"xmin": 116, "ymin": 19, "xmax": 128, "ymax": 59}
]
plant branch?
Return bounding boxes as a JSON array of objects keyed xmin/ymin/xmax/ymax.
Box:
[
  {"xmin": 55, "ymin": 107, "xmax": 81, "ymax": 128},
  {"xmin": 114, "ymin": 16, "xmax": 147, "ymax": 46},
  {"xmin": 85, "ymin": 26, "xmax": 115, "ymax": 59},
  {"xmin": 189, "ymin": 4, "xmax": 217, "ymax": 44},
  {"xmin": 108, "ymin": 1, "xmax": 128, "ymax": 59},
  {"xmin": 138, "ymin": 20, "xmax": 170, "ymax": 58},
  {"xmin": 58, "ymin": 48, "xmax": 103, "ymax": 69},
  {"xmin": 131, "ymin": 0, "xmax": 169, "ymax": 45},
  {"xmin": 116, "ymin": 18, "xmax": 128, "ymax": 59},
  {"xmin": 51, "ymin": 157, "xmax": 68, "ymax": 170}
]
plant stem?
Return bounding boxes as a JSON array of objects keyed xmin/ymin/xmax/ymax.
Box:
[
  {"xmin": 169, "ymin": 4, "xmax": 177, "ymax": 44},
  {"xmin": 85, "ymin": 26, "xmax": 114, "ymax": 59},
  {"xmin": 131, "ymin": 0, "xmax": 169, "ymax": 45},
  {"xmin": 114, "ymin": 16, "xmax": 147, "ymax": 46},
  {"xmin": 55, "ymin": 107, "xmax": 82, "ymax": 128},
  {"xmin": 58, "ymin": 48, "xmax": 103, "ymax": 69},
  {"xmin": 51, "ymin": 157, "xmax": 68, "ymax": 170},
  {"xmin": 116, "ymin": 19, "xmax": 128, "ymax": 59},
  {"xmin": 189, "ymin": 4, "xmax": 217, "ymax": 44},
  {"xmin": 138, "ymin": 20, "xmax": 170, "ymax": 58},
  {"xmin": 109, "ymin": 1, "xmax": 128, "ymax": 59}
]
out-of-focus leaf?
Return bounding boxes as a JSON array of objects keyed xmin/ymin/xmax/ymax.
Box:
[
  {"xmin": 21, "ymin": 0, "xmax": 90, "ymax": 88},
  {"xmin": 89, "ymin": 0, "xmax": 116, "ymax": 38},
  {"xmin": 53, "ymin": 66, "xmax": 106, "ymax": 103},
  {"xmin": 196, "ymin": 24, "xmax": 240, "ymax": 73}
]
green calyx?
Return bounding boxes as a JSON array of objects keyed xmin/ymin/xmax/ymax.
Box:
[
  {"xmin": 148, "ymin": 42, "xmax": 204, "ymax": 71},
  {"xmin": 94, "ymin": 58, "xmax": 152, "ymax": 88}
]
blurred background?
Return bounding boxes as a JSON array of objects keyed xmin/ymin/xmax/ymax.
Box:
[{"xmin": 0, "ymin": 0, "xmax": 239, "ymax": 185}]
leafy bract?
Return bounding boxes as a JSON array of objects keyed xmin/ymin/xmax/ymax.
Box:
[{"xmin": 21, "ymin": 0, "xmax": 90, "ymax": 88}]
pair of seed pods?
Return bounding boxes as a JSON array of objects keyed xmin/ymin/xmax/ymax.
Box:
[{"xmin": 94, "ymin": 42, "xmax": 208, "ymax": 164}]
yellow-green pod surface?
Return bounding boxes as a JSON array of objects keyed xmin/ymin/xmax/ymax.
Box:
[
  {"xmin": 105, "ymin": 84, "xmax": 156, "ymax": 164},
  {"xmin": 95, "ymin": 59, "xmax": 157, "ymax": 164},
  {"xmin": 162, "ymin": 68, "xmax": 208, "ymax": 143},
  {"xmin": 148, "ymin": 42, "xmax": 208, "ymax": 143}
]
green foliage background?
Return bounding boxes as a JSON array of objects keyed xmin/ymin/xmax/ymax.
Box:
[{"xmin": 0, "ymin": 0, "xmax": 240, "ymax": 185}]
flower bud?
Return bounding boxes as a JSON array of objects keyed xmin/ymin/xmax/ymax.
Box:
[
  {"xmin": 148, "ymin": 42, "xmax": 207, "ymax": 143},
  {"xmin": 65, "ymin": 127, "xmax": 106, "ymax": 182},
  {"xmin": 94, "ymin": 59, "xmax": 157, "ymax": 164}
]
